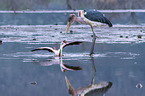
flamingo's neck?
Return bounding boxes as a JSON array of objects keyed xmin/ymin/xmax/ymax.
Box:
[{"xmin": 58, "ymin": 45, "xmax": 63, "ymax": 57}]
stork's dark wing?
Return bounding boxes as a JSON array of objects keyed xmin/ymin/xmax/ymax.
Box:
[
  {"xmin": 84, "ymin": 9, "xmax": 112, "ymax": 27},
  {"xmin": 63, "ymin": 41, "xmax": 83, "ymax": 48},
  {"xmin": 31, "ymin": 47, "xmax": 54, "ymax": 53},
  {"xmin": 76, "ymin": 81, "xmax": 112, "ymax": 95}
]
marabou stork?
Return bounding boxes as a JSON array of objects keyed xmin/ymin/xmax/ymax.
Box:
[
  {"xmin": 31, "ymin": 40, "xmax": 83, "ymax": 57},
  {"xmin": 65, "ymin": 9, "xmax": 112, "ymax": 56}
]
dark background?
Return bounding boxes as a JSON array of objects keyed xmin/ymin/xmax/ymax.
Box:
[{"xmin": 0, "ymin": 0, "xmax": 145, "ymax": 10}]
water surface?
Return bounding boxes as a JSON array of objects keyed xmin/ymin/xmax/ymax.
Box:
[{"xmin": 0, "ymin": 24, "xmax": 145, "ymax": 96}]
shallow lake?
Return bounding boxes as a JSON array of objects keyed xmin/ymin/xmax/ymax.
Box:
[{"xmin": 0, "ymin": 24, "xmax": 145, "ymax": 96}]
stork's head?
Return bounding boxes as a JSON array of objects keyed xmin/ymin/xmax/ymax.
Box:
[{"xmin": 65, "ymin": 14, "xmax": 76, "ymax": 35}]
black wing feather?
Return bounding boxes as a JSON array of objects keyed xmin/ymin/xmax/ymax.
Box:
[
  {"xmin": 63, "ymin": 41, "xmax": 83, "ymax": 48},
  {"xmin": 84, "ymin": 9, "xmax": 112, "ymax": 27},
  {"xmin": 31, "ymin": 47, "xmax": 54, "ymax": 53}
]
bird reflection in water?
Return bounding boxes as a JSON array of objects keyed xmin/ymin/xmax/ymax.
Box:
[
  {"xmin": 59, "ymin": 57, "xmax": 82, "ymax": 72},
  {"xmin": 65, "ymin": 57, "xmax": 112, "ymax": 96},
  {"xmin": 32, "ymin": 57, "xmax": 82, "ymax": 72}
]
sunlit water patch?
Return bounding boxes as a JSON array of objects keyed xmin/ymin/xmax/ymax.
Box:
[
  {"xmin": 3, "ymin": 52, "xmax": 53, "ymax": 58},
  {"xmin": 2, "ymin": 51, "xmax": 106, "ymax": 61},
  {"xmin": 1, "ymin": 50, "xmax": 139, "ymax": 63},
  {"xmin": 104, "ymin": 52, "xmax": 140, "ymax": 59}
]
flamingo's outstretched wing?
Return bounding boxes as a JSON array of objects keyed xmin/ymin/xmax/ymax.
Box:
[
  {"xmin": 31, "ymin": 47, "xmax": 55, "ymax": 53},
  {"xmin": 63, "ymin": 41, "xmax": 83, "ymax": 48}
]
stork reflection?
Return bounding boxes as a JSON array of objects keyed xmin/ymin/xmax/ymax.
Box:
[
  {"xmin": 32, "ymin": 57, "xmax": 82, "ymax": 72},
  {"xmin": 65, "ymin": 57, "xmax": 112, "ymax": 96}
]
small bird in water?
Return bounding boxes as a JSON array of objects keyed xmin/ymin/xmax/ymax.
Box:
[
  {"xmin": 30, "ymin": 81, "xmax": 37, "ymax": 85},
  {"xmin": 31, "ymin": 40, "xmax": 83, "ymax": 57},
  {"xmin": 66, "ymin": 9, "xmax": 112, "ymax": 55}
]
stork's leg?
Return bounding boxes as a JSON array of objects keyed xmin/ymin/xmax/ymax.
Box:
[
  {"xmin": 90, "ymin": 57, "xmax": 96, "ymax": 85},
  {"xmin": 90, "ymin": 26, "xmax": 97, "ymax": 56}
]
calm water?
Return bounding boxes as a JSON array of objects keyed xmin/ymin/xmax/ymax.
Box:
[{"xmin": 0, "ymin": 25, "xmax": 145, "ymax": 96}]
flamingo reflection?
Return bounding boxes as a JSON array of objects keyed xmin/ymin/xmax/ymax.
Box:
[
  {"xmin": 65, "ymin": 57, "xmax": 112, "ymax": 96},
  {"xmin": 32, "ymin": 57, "xmax": 82, "ymax": 72}
]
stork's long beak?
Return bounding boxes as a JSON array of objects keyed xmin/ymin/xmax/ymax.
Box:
[
  {"xmin": 65, "ymin": 76, "xmax": 76, "ymax": 95},
  {"xmin": 65, "ymin": 21, "xmax": 72, "ymax": 35}
]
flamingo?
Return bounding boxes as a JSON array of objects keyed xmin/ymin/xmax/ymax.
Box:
[{"xmin": 31, "ymin": 40, "xmax": 83, "ymax": 57}]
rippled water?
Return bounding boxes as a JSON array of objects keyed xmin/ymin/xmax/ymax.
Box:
[
  {"xmin": 0, "ymin": 24, "xmax": 145, "ymax": 96},
  {"xmin": 1, "ymin": 25, "xmax": 145, "ymax": 43}
]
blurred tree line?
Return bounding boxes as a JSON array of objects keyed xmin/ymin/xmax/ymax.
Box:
[
  {"xmin": 0, "ymin": 0, "xmax": 145, "ymax": 10},
  {"xmin": 0, "ymin": 0, "xmax": 145, "ymax": 25},
  {"xmin": 67, "ymin": 0, "xmax": 145, "ymax": 9}
]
